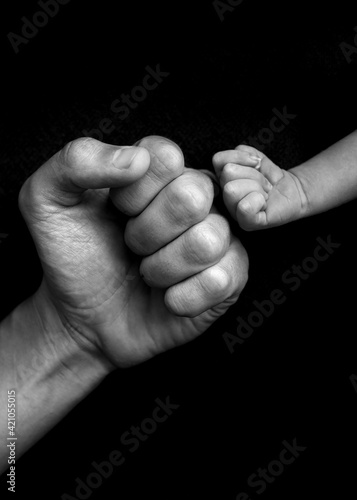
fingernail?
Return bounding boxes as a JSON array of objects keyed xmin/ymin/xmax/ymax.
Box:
[
  {"xmin": 112, "ymin": 147, "xmax": 138, "ymax": 169},
  {"xmin": 241, "ymin": 154, "xmax": 259, "ymax": 167},
  {"xmin": 266, "ymin": 181, "xmax": 273, "ymax": 191},
  {"xmin": 249, "ymin": 155, "xmax": 262, "ymax": 169}
]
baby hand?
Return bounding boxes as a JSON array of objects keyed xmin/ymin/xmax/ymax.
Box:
[{"xmin": 213, "ymin": 145, "xmax": 306, "ymax": 231}]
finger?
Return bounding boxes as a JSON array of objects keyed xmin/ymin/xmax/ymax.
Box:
[
  {"xmin": 124, "ymin": 170, "xmax": 214, "ymax": 256},
  {"xmin": 235, "ymin": 145, "xmax": 284, "ymax": 185},
  {"xmin": 212, "ymin": 149, "xmax": 261, "ymax": 177},
  {"xmin": 21, "ymin": 138, "xmax": 151, "ymax": 208},
  {"xmin": 234, "ymin": 144, "xmax": 263, "ymax": 154},
  {"xmin": 110, "ymin": 135, "xmax": 185, "ymax": 216},
  {"xmin": 164, "ymin": 237, "xmax": 248, "ymax": 317},
  {"xmin": 198, "ymin": 169, "xmax": 220, "ymax": 198},
  {"xmin": 223, "ymin": 179, "xmax": 268, "ymax": 220},
  {"xmin": 220, "ymin": 163, "xmax": 273, "ymax": 191},
  {"xmin": 235, "ymin": 144, "xmax": 266, "ymax": 170},
  {"xmin": 139, "ymin": 214, "xmax": 230, "ymax": 288},
  {"xmin": 236, "ymin": 192, "xmax": 267, "ymax": 230}
]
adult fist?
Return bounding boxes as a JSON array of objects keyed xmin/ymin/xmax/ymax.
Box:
[{"xmin": 19, "ymin": 136, "xmax": 248, "ymax": 368}]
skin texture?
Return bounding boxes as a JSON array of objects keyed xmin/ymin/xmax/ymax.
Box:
[
  {"xmin": 213, "ymin": 144, "xmax": 308, "ymax": 231},
  {"xmin": 0, "ymin": 135, "xmax": 249, "ymax": 471},
  {"xmin": 213, "ymin": 131, "xmax": 357, "ymax": 231},
  {"xmin": 18, "ymin": 135, "xmax": 249, "ymax": 368}
]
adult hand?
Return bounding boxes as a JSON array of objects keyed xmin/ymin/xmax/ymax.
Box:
[{"xmin": 19, "ymin": 136, "xmax": 249, "ymax": 368}]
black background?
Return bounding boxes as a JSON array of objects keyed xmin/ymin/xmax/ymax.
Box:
[{"xmin": 1, "ymin": 1, "xmax": 357, "ymax": 499}]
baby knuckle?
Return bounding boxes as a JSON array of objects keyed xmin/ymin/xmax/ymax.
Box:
[
  {"xmin": 212, "ymin": 151, "xmax": 223, "ymax": 167},
  {"xmin": 235, "ymin": 144, "xmax": 250, "ymax": 152},
  {"xmin": 223, "ymin": 181, "xmax": 236, "ymax": 197},
  {"xmin": 222, "ymin": 163, "xmax": 235, "ymax": 176},
  {"xmin": 238, "ymin": 199, "xmax": 252, "ymax": 214}
]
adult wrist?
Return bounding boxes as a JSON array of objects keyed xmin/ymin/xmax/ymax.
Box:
[
  {"xmin": 0, "ymin": 283, "xmax": 113, "ymax": 467},
  {"xmin": 30, "ymin": 279, "xmax": 115, "ymax": 381}
]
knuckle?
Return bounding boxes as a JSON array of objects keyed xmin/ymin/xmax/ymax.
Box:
[
  {"xmin": 235, "ymin": 144, "xmax": 255, "ymax": 154},
  {"xmin": 223, "ymin": 162, "xmax": 235, "ymax": 173},
  {"xmin": 204, "ymin": 267, "xmax": 231, "ymax": 297},
  {"xmin": 223, "ymin": 181, "xmax": 235, "ymax": 197},
  {"xmin": 222, "ymin": 163, "xmax": 238, "ymax": 180},
  {"xmin": 235, "ymin": 144, "xmax": 248, "ymax": 152},
  {"xmin": 188, "ymin": 225, "xmax": 223, "ymax": 264},
  {"xmin": 165, "ymin": 287, "xmax": 198, "ymax": 318},
  {"xmin": 168, "ymin": 182, "xmax": 210, "ymax": 223},
  {"xmin": 212, "ymin": 152, "xmax": 223, "ymax": 168},
  {"xmin": 60, "ymin": 137, "xmax": 99, "ymax": 168},
  {"xmin": 238, "ymin": 199, "xmax": 252, "ymax": 214},
  {"xmin": 164, "ymin": 288, "xmax": 184, "ymax": 316},
  {"xmin": 138, "ymin": 136, "xmax": 184, "ymax": 178}
]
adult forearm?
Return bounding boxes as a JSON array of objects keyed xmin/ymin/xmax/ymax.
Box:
[
  {"xmin": 0, "ymin": 283, "xmax": 111, "ymax": 475},
  {"xmin": 290, "ymin": 130, "xmax": 357, "ymax": 217}
]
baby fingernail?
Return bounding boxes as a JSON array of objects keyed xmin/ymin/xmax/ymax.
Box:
[{"xmin": 250, "ymin": 155, "xmax": 262, "ymax": 169}]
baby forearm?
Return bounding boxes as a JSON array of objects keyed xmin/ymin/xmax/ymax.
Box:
[{"xmin": 290, "ymin": 130, "xmax": 357, "ymax": 218}]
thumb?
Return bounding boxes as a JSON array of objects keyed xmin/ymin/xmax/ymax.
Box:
[{"xmin": 23, "ymin": 138, "xmax": 151, "ymax": 207}]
